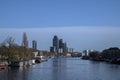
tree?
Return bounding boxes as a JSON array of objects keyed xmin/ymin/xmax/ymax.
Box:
[
  {"xmin": 0, "ymin": 45, "xmax": 8, "ymax": 59},
  {"xmin": 9, "ymin": 48, "xmax": 20, "ymax": 62},
  {"xmin": 102, "ymin": 47, "xmax": 120, "ymax": 60},
  {"xmin": 89, "ymin": 51, "xmax": 103, "ymax": 61},
  {"xmin": 0, "ymin": 36, "xmax": 21, "ymax": 63},
  {"xmin": 3, "ymin": 36, "xmax": 15, "ymax": 48}
]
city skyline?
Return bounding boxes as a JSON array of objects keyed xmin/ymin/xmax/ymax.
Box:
[
  {"xmin": 51, "ymin": 35, "xmax": 68, "ymax": 53},
  {"xmin": 0, "ymin": 26, "xmax": 120, "ymax": 52}
]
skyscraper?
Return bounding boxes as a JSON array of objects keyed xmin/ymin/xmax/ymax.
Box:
[
  {"xmin": 50, "ymin": 35, "xmax": 69, "ymax": 54},
  {"xmin": 53, "ymin": 35, "xmax": 59, "ymax": 53},
  {"xmin": 50, "ymin": 46, "xmax": 56, "ymax": 53},
  {"xmin": 59, "ymin": 39, "xmax": 63, "ymax": 53},
  {"xmin": 63, "ymin": 42, "xmax": 68, "ymax": 53},
  {"xmin": 32, "ymin": 40, "xmax": 37, "ymax": 50},
  {"xmin": 22, "ymin": 32, "xmax": 28, "ymax": 48}
]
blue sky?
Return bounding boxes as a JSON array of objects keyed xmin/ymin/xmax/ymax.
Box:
[
  {"xmin": 0, "ymin": 0, "xmax": 120, "ymax": 52},
  {"xmin": 0, "ymin": 0, "xmax": 120, "ymax": 27}
]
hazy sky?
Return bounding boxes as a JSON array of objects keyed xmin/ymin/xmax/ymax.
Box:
[
  {"xmin": 0, "ymin": 27, "xmax": 120, "ymax": 52},
  {"xmin": 0, "ymin": 0, "xmax": 120, "ymax": 52}
]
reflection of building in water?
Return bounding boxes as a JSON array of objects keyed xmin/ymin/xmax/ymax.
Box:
[
  {"xmin": 7, "ymin": 67, "xmax": 29, "ymax": 80},
  {"xmin": 52, "ymin": 57, "xmax": 67, "ymax": 80}
]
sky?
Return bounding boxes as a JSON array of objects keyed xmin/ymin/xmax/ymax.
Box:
[
  {"xmin": 0, "ymin": 0, "xmax": 120, "ymax": 52},
  {"xmin": 0, "ymin": 0, "xmax": 120, "ymax": 27},
  {"xmin": 0, "ymin": 27, "xmax": 120, "ymax": 52}
]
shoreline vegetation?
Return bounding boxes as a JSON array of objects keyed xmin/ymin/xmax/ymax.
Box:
[
  {"xmin": 0, "ymin": 36, "xmax": 50, "ymax": 70},
  {"xmin": 81, "ymin": 47, "xmax": 120, "ymax": 64}
]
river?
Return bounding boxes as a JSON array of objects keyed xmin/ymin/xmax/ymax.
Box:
[{"xmin": 0, "ymin": 57, "xmax": 120, "ymax": 80}]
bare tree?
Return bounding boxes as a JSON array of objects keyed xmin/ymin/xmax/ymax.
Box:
[{"xmin": 1, "ymin": 36, "xmax": 15, "ymax": 48}]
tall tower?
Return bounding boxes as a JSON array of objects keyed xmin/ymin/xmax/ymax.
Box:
[
  {"xmin": 63, "ymin": 42, "xmax": 68, "ymax": 53},
  {"xmin": 53, "ymin": 35, "xmax": 59, "ymax": 53},
  {"xmin": 59, "ymin": 39, "xmax": 63, "ymax": 53},
  {"xmin": 32, "ymin": 40, "xmax": 37, "ymax": 50},
  {"xmin": 22, "ymin": 32, "xmax": 28, "ymax": 48}
]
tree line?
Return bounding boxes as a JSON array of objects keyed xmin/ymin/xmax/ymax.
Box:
[{"xmin": 88, "ymin": 47, "xmax": 120, "ymax": 64}]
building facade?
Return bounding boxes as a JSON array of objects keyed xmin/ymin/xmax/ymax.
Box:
[
  {"xmin": 53, "ymin": 35, "xmax": 59, "ymax": 53},
  {"xmin": 32, "ymin": 40, "xmax": 37, "ymax": 50},
  {"xmin": 50, "ymin": 35, "xmax": 68, "ymax": 54}
]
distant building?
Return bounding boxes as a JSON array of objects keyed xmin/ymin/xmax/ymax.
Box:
[
  {"xmin": 22, "ymin": 32, "xmax": 28, "ymax": 48},
  {"xmin": 68, "ymin": 48, "xmax": 74, "ymax": 53},
  {"xmin": 32, "ymin": 52, "xmax": 38, "ymax": 58},
  {"xmin": 50, "ymin": 35, "xmax": 69, "ymax": 54},
  {"xmin": 50, "ymin": 46, "xmax": 56, "ymax": 53},
  {"xmin": 53, "ymin": 35, "xmax": 59, "ymax": 53},
  {"xmin": 66, "ymin": 53, "xmax": 71, "ymax": 57},
  {"xmin": 59, "ymin": 39, "xmax": 63, "ymax": 53},
  {"xmin": 32, "ymin": 40, "xmax": 37, "ymax": 50},
  {"xmin": 63, "ymin": 42, "xmax": 68, "ymax": 53},
  {"xmin": 82, "ymin": 50, "xmax": 94, "ymax": 56}
]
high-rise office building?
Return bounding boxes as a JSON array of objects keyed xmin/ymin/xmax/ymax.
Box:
[
  {"xmin": 32, "ymin": 40, "xmax": 37, "ymax": 50},
  {"xmin": 50, "ymin": 46, "xmax": 56, "ymax": 53},
  {"xmin": 63, "ymin": 42, "xmax": 68, "ymax": 53},
  {"xmin": 59, "ymin": 39, "xmax": 63, "ymax": 53},
  {"xmin": 50, "ymin": 35, "xmax": 69, "ymax": 54},
  {"xmin": 53, "ymin": 35, "xmax": 59, "ymax": 53},
  {"xmin": 59, "ymin": 39, "xmax": 63, "ymax": 48}
]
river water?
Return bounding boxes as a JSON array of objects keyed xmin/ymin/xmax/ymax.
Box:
[{"xmin": 0, "ymin": 57, "xmax": 120, "ymax": 80}]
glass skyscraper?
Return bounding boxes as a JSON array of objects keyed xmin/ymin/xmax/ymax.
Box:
[{"xmin": 53, "ymin": 35, "xmax": 59, "ymax": 53}]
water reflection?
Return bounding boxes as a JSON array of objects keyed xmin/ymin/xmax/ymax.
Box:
[
  {"xmin": 0, "ymin": 57, "xmax": 120, "ymax": 80},
  {"xmin": 52, "ymin": 57, "xmax": 67, "ymax": 80},
  {"xmin": 7, "ymin": 67, "xmax": 29, "ymax": 80},
  {"xmin": 0, "ymin": 67, "xmax": 29, "ymax": 80}
]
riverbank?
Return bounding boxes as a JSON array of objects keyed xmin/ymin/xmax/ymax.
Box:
[
  {"xmin": 81, "ymin": 47, "xmax": 120, "ymax": 65},
  {"xmin": 0, "ymin": 62, "xmax": 7, "ymax": 70},
  {"xmin": 0, "ymin": 56, "xmax": 49, "ymax": 71},
  {"xmin": 81, "ymin": 57, "xmax": 120, "ymax": 65}
]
